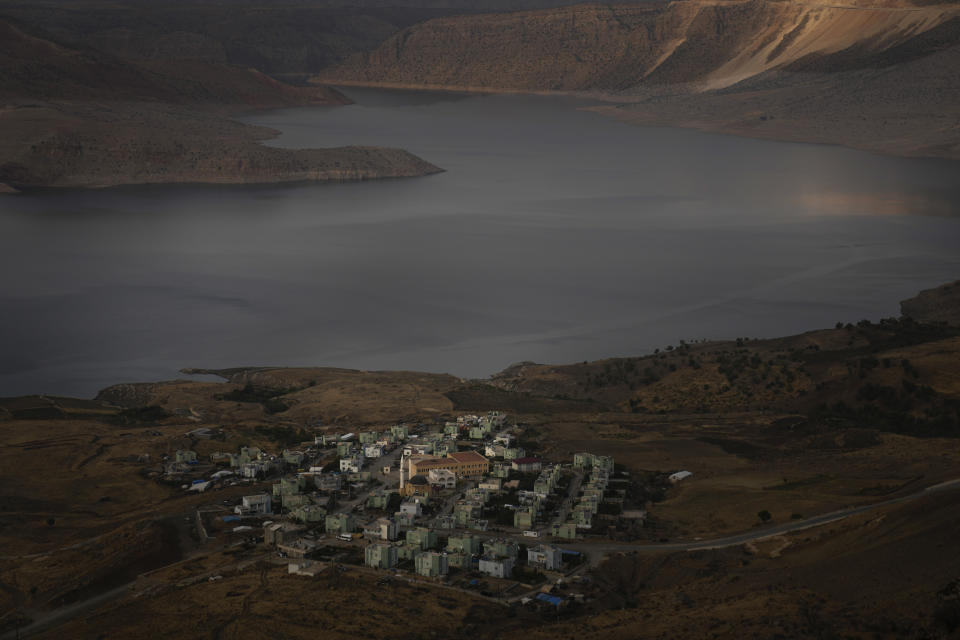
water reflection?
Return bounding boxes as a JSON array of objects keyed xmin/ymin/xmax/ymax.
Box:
[{"xmin": 799, "ymin": 191, "xmax": 958, "ymax": 217}]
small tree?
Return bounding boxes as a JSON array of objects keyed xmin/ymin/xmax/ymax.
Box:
[{"xmin": 757, "ymin": 510, "xmax": 772, "ymax": 523}]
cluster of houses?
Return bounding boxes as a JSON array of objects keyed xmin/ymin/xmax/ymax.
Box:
[
  {"xmin": 166, "ymin": 447, "xmax": 284, "ymax": 492},
  {"xmin": 446, "ymin": 412, "xmax": 508, "ymax": 441},
  {"xmin": 571, "ymin": 452, "xmax": 615, "ymax": 528},
  {"xmin": 333, "ymin": 425, "xmax": 407, "ymax": 473},
  {"xmin": 362, "ymin": 531, "xmax": 569, "ymax": 580},
  {"xmin": 168, "ymin": 444, "xmax": 314, "ymax": 492},
  {"xmin": 339, "ymin": 446, "xmax": 614, "ymax": 580},
  {"xmin": 197, "ymin": 411, "xmax": 644, "ymax": 599}
]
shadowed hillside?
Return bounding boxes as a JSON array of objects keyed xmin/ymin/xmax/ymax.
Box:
[
  {"xmin": 0, "ymin": 18, "xmax": 441, "ymax": 191},
  {"xmin": 0, "ymin": 0, "xmax": 663, "ymax": 77}
]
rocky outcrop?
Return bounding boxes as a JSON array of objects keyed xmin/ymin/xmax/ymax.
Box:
[{"xmin": 95, "ymin": 383, "xmax": 160, "ymax": 408}]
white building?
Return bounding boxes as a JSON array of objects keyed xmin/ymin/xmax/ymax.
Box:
[
  {"xmin": 478, "ymin": 478, "xmax": 502, "ymax": 492},
  {"xmin": 289, "ymin": 560, "xmax": 325, "ymax": 577},
  {"xmin": 364, "ymin": 443, "xmax": 386, "ymax": 459},
  {"xmin": 478, "ymin": 555, "xmax": 515, "ymax": 579},
  {"xmin": 669, "ymin": 471, "xmax": 693, "ymax": 484},
  {"xmin": 484, "ymin": 443, "xmax": 506, "ymax": 458},
  {"xmin": 428, "ymin": 469, "xmax": 456, "ymax": 489},
  {"xmin": 238, "ymin": 493, "xmax": 272, "ymax": 515},
  {"xmin": 240, "ymin": 461, "xmax": 271, "ymax": 479},
  {"xmin": 399, "ymin": 499, "xmax": 423, "ymax": 518},
  {"xmin": 527, "ymin": 544, "xmax": 563, "ymax": 571},
  {"xmin": 340, "ymin": 454, "xmax": 364, "ymax": 474},
  {"xmin": 376, "ymin": 517, "xmax": 398, "ymax": 541},
  {"xmin": 363, "ymin": 517, "xmax": 399, "ymax": 541},
  {"xmin": 403, "ymin": 443, "xmax": 433, "ymax": 457}
]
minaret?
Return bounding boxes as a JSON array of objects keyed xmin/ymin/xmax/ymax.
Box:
[{"xmin": 399, "ymin": 453, "xmax": 408, "ymax": 490}]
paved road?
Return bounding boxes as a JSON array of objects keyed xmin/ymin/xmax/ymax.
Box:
[
  {"xmin": 0, "ymin": 582, "xmax": 132, "ymax": 640},
  {"xmin": 549, "ymin": 477, "xmax": 960, "ymax": 565}
]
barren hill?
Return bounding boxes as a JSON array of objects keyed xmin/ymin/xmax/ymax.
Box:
[
  {"xmin": 0, "ymin": 19, "xmax": 347, "ymax": 108},
  {"xmin": 0, "ymin": 19, "xmax": 441, "ymax": 191}
]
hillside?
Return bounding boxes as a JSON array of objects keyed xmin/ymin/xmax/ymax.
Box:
[
  {"xmin": 0, "ymin": 1, "xmax": 659, "ymax": 78},
  {"xmin": 901, "ymin": 280, "xmax": 960, "ymax": 325},
  {"xmin": 489, "ymin": 317, "xmax": 960, "ymax": 436},
  {"xmin": 1, "ymin": 281, "xmax": 960, "ymax": 638},
  {"xmin": 0, "ymin": 19, "xmax": 441, "ymax": 191},
  {"xmin": 318, "ymin": 0, "xmax": 959, "ymax": 91},
  {"xmin": 0, "ymin": 19, "xmax": 349, "ymax": 108},
  {"xmin": 0, "ymin": 103, "xmax": 441, "ymax": 190},
  {"xmin": 315, "ymin": 0, "xmax": 960, "ymax": 158}
]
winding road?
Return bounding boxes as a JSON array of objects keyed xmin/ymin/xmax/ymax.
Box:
[
  {"xmin": 4, "ymin": 477, "xmax": 958, "ymax": 639},
  {"xmin": 547, "ymin": 477, "xmax": 960, "ymax": 565}
]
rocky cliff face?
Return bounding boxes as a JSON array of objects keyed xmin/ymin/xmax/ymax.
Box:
[{"xmin": 317, "ymin": 0, "xmax": 959, "ymax": 92}]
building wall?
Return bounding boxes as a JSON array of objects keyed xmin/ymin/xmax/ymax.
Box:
[
  {"xmin": 415, "ymin": 552, "xmax": 449, "ymax": 577},
  {"xmin": 479, "ymin": 556, "xmax": 515, "ymax": 578},
  {"xmin": 365, "ymin": 544, "xmax": 398, "ymax": 569}
]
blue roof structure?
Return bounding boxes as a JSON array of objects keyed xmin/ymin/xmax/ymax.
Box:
[{"xmin": 536, "ymin": 593, "xmax": 564, "ymax": 607}]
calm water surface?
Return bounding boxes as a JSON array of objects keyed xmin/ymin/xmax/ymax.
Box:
[{"xmin": 1, "ymin": 88, "xmax": 959, "ymax": 397}]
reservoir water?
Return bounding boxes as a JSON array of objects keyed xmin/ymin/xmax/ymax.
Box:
[{"xmin": 1, "ymin": 87, "xmax": 958, "ymax": 397}]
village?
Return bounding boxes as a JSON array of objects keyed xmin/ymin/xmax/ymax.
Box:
[{"xmin": 159, "ymin": 411, "xmax": 679, "ymax": 609}]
